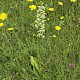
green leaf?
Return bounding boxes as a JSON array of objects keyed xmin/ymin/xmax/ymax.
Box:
[{"xmin": 30, "ymin": 56, "xmax": 39, "ymax": 73}]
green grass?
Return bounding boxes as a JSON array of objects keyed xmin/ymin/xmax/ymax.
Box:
[{"xmin": 0, "ymin": 0, "xmax": 80, "ymax": 80}]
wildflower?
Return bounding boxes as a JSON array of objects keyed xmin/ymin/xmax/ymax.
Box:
[
  {"xmin": 7, "ymin": 28, "xmax": 14, "ymax": 31},
  {"xmin": 48, "ymin": 8, "xmax": 54, "ymax": 11},
  {"xmin": 0, "ymin": 13, "xmax": 7, "ymax": 20},
  {"xmin": 55, "ymin": 26, "xmax": 61, "ymax": 31},
  {"xmin": 0, "ymin": 23, "xmax": 4, "ymax": 27},
  {"xmin": 60, "ymin": 16, "xmax": 64, "ymax": 19},
  {"xmin": 27, "ymin": 0, "xmax": 33, "ymax": 2},
  {"xmin": 29, "ymin": 5, "xmax": 36, "ymax": 10},
  {"xmin": 34, "ymin": 5, "xmax": 46, "ymax": 38},
  {"xmin": 70, "ymin": 0, "xmax": 77, "ymax": 2},
  {"xmin": 58, "ymin": 2, "xmax": 63, "ymax": 6},
  {"xmin": 53, "ymin": 35, "xmax": 56, "ymax": 38}
]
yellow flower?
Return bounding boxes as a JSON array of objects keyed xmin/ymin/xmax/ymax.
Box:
[
  {"xmin": 27, "ymin": 0, "xmax": 33, "ymax": 2},
  {"xmin": 48, "ymin": 8, "xmax": 54, "ymax": 11},
  {"xmin": 29, "ymin": 5, "xmax": 36, "ymax": 10},
  {"xmin": 0, "ymin": 23, "xmax": 4, "ymax": 27},
  {"xmin": 58, "ymin": 2, "xmax": 63, "ymax": 6},
  {"xmin": 60, "ymin": 16, "xmax": 64, "ymax": 19},
  {"xmin": 55, "ymin": 26, "xmax": 61, "ymax": 31},
  {"xmin": 53, "ymin": 35, "xmax": 56, "ymax": 38},
  {"xmin": 70, "ymin": 0, "xmax": 77, "ymax": 2},
  {"xmin": 0, "ymin": 13, "xmax": 7, "ymax": 20},
  {"xmin": 7, "ymin": 28, "xmax": 14, "ymax": 31}
]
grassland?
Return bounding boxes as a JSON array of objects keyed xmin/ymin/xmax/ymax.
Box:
[{"xmin": 0, "ymin": 0, "xmax": 80, "ymax": 80}]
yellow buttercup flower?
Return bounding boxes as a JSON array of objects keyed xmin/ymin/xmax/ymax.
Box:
[
  {"xmin": 27, "ymin": 0, "xmax": 33, "ymax": 2},
  {"xmin": 53, "ymin": 35, "xmax": 56, "ymax": 38},
  {"xmin": 0, "ymin": 23, "xmax": 4, "ymax": 27},
  {"xmin": 55, "ymin": 26, "xmax": 61, "ymax": 31},
  {"xmin": 58, "ymin": 2, "xmax": 63, "ymax": 6},
  {"xmin": 7, "ymin": 28, "xmax": 14, "ymax": 31},
  {"xmin": 70, "ymin": 0, "xmax": 77, "ymax": 2},
  {"xmin": 0, "ymin": 13, "xmax": 7, "ymax": 20},
  {"xmin": 48, "ymin": 8, "xmax": 54, "ymax": 11},
  {"xmin": 60, "ymin": 16, "xmax": 64, "ymax": 19},
  {"xmin": 29, "ymin": 5, "xmax": 36, "ymax": 10}
]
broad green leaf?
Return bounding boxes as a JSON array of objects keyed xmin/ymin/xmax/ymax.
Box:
[{"xmin": 30, "ymin": 56, "xmax": 39, "ymax": 72}]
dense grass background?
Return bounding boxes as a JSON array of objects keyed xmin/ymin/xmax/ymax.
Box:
[{"xmin": 0, "ymin": 0, "xmax": 80, "ymax": 80}]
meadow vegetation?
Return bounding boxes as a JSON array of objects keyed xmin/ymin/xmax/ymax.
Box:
[{"xmin": 0, "ymin": 0, "xmax": 80, "ymax": 80}]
